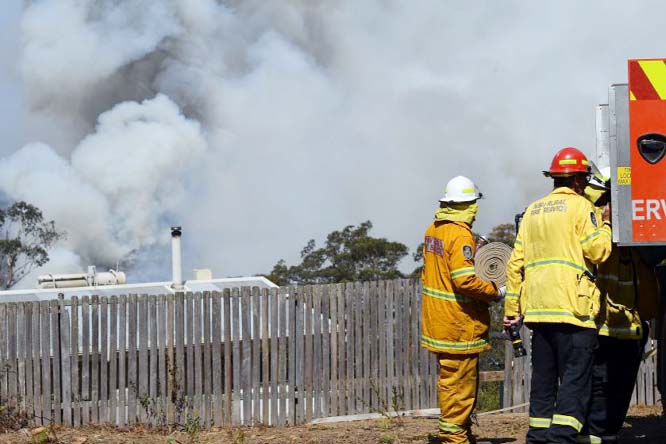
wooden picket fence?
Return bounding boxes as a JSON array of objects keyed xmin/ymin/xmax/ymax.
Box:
[
  {"xmin": 0, "ymin": 279, "xmax": 660, "ymax": 429},
  {"xmin": 502, "ymin": 324, "xmax": 662, "ymax": 411},
  {"xmin": 0, "ymin": 280, "xmax": 441, "ymax": 428}
]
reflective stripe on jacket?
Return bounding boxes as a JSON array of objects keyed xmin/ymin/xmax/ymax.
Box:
[
  {"xmin": 597, "ymin": 246, "xmax": 658, "ymax": 339},
  {"xmin": 504, "ymin": 187, "xmax": 612, "ymax": 328},
  {"xmin": 421, "ymin": 220, "xmax": 498, "ymax": 354}
]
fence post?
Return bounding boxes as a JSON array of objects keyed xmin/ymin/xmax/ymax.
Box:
[{"xmin": 503, "ymin": 341, "xmax": 513, "ymax": 409}]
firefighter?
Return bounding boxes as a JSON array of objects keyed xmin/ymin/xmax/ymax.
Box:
[
  {"xmin": 503, "ymin": 147, "xmax": 612, "ymax": 444},
  {"xmin": 421, "ymin": 175, "xmax": 504, "ymax": 444},
  {"xmin": 578, "ymin": 169, "xmax": 658, "ymax": 444}
]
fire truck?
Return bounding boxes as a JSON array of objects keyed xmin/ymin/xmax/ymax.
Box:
[{"xmin": 597, "ymin": 58, "xmax": 666, "ymax": 405}]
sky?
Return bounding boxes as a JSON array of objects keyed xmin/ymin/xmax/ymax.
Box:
[{"xmin": 1, "ymin": 0, "xmax": 665, "ymax": 286}]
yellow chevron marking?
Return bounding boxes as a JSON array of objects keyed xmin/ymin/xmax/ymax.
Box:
[
  {"xmin": 638, "ymin": 60, "xmax": 666, "ymax": 99},
  {"xmin": 630, "ymin": 90, "xmax": 636, "ymax": 101}
]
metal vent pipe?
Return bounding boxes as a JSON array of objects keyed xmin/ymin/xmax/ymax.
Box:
[{"xmin": 171, "ymin": 226, "xmax": 184, "ymax": 289}]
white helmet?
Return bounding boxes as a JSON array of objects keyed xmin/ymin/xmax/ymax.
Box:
[
  {"xmin": 439, "ymin": 176, "xmax": 483, "ymax": 203},
  {"xmin": 588, "ymin": 165, "xmax": 611, "ymax": 190}
]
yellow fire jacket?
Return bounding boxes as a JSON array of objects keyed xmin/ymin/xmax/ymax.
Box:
[
  {"xmin": 421, "ymin": 221, "xmax": 498, "ymax": 355},
  {"xmin": 596, "ymin": 246, "xmax": 658, "ymax": 339},
  {"xmin": 504, "ymin": 187, "xmax": 612, "ymax": 328}
]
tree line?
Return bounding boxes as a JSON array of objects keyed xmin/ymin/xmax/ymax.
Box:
[{"xmin": 265, "ymin": 220, "xmax": 516, "ymax": 286}]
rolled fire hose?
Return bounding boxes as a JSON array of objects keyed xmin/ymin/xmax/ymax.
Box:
[{"xmin": 474, "ymin": 242, "xmax": 513, "ymax": 287}]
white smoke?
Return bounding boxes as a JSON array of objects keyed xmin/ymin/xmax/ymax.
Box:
[
  {"xmin": 0, "ymin": 94, "xmax": 206, "ymax": 286},
  {"xmin": 2, "ymin": 0, "xmax": 666, "ymax": 284},
  {"xmin": 20, "ymin": 1, "xmax": 181, "ymax": 108}
]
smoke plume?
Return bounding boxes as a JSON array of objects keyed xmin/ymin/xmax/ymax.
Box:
[{"xmin": 1, "ymin": 0, "xmax": 665, "ymax": 286}]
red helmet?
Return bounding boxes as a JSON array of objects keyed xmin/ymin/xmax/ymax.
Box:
[{"xmin": 543, "ymin": 147, "xmax": 590, "ymax": 176}]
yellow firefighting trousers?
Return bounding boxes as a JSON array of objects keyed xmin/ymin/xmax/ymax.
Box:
[{"xmin": 437, "ymin": 353, "xmax": 479, "ymax": 443}]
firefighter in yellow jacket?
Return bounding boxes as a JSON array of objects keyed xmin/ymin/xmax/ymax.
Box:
[
  {"xmin": 421, "ymin": 175, "xmax": 503, "ymax": 444},
  {"xmin": 578, "ymin": 168, "xmax": 658, "ymax": 444},
  {"xmin": 504, "ymin": 147, "xmax": 612, "ymax": 444}
]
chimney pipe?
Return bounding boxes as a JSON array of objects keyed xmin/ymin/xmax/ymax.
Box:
[{"xmin": 171, "ymin": 226, "xmax": 184, "ymax": 289}]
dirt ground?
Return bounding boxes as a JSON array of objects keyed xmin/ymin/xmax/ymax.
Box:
[{"xmin": 2, "ymin": 405, "xmax": 663, "ymax": 444}]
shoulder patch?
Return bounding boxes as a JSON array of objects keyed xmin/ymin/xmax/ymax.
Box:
[
  {"xmin": 462, "ymin": 245, "xmax": 473, "ymax": 260},
  {"xmin": 590, "ymin": 211, "xmax": 597, "ymax": 227}
]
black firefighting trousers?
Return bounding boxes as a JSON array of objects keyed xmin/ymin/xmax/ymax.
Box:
[
  {"xmin": 526, "ymin": 323, "xmax": 598, "ymax": 444},
  {"xmin": 580, "ymin": 322, "xmax": 649, "ymax": 442}
]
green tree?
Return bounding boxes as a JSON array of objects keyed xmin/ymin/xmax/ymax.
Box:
[
  {"xmin": 0, "ymin": 201, "xmax": 65, "ymax": 289},
  {"xmin": 267, "ymin": 221, "xmax": 409, "ymax": 285},
  {"xmin": 487, "ymin": 223, "xmax": 516, "ymax": 247}
]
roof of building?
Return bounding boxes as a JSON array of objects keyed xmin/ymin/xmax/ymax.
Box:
[{"xmin": 0, "ymin": 276, "xmax": 278, "ymax": 303}]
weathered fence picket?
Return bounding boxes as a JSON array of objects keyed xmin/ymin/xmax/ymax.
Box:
[
  {"xmin": 344, "ymin": 282, "xmax": 353, "ymax": 416},
  {"xmin": 16, "ymin": 304, "xmax": 24, "ymax": 412},
  {"xmin": 261, "ymin": 288, "xmax": 270, "ymax": 424},
  {"xmin": 7, "ymin": 304, "xmax": 17, "ymax": 411},
  {"xmin": 148, "ymin": 295, "xmax": 158, "ymax": 426},
  {"xmin": 222, "ymin": 289, "xmax": 232, "ymax": 425},
  {"xmin": 185, "ymin": 293, "xmax": 194, "ymax": 414},
  {"xmin": 157, "ymin": 295, "xmax": 167, "ymax": 427},
  {"xmin": 60, "ymin": 299, "xmax": 72, "ymax": 426},
  {"xmin": 269, "ymin": 288, "xmax": 278, "ymax": 425},
  {"xmin": 117, "ymin": 295, "xmax": 126, "ymax": 427},
  {"xmin": 127, "ymin": 294, "xmax": 137, "ymax": 425},
  {"xmin": 81, "ymin": 297, "xmax": 90, "ymax": 424},
  {"xmin": 31, "ymin": 302, "xmax": 41, "ymax": 424},
  {"xmin": 40, "ymin": 301, "xmax": 51, "ymax": 424},
  {"xmin": 202, "ymin": 292, "xmax": 212, "ymax": 428},
  {"xmin": 211, "ymin": 291, "xmax": 222, "ymax": 427},
  {"xmin": 328, "ymin": 284, "xmax": 339, "ymax": 417},
  {"xmin": 313, "ymin": 285, "xmax": 322, "ymax": 419},
  {"xmin": 0, "ymin": 304, "xmax": 6, "ymax": 406},
  {"xmin": 378, "ymin": 281, "xmax": 387, "ymax": 408},
  {"xmin": 138, "ymin": 296, "xmax": 149, "ymax": 423},
  {"xmin": 174, "ymin": 292, "xmax": 185, "ymax": 425},
  {"xmin": 240, "ymin": 287, "xmax": 252, "ymax": 424},
  {"xmin": 166, "ymin": 294, "xmax": 175, "ymax": 425},
  {"xmin": 359, "ymin": 282, "xmax": 368, "ymax": 413},
  {"xmin": 251, "ymin": 287, "xmax": 260, "ymax": 424},
  {"xmin": 49, "ymin": 301, "xmax": 60, "ymax": 425},
  {"xmin": 108, "ymin": 296, "xmax": 117, "ymax": 425},
  {"xmin": 304, "ymin": 285, "xmax": 314, "ymax": 422},
  {"xmin": 91, "ymin": 295, "xmax": 100, "ymax": 424},
  {"xmin": 193, "ymin": 292, "xmax": 203, "ymax": 423},
  {"xmin": 231, "ymin": 288, "xmax": 241, "ymax": 424},
  {"xmin": 294, "ymin": 286, "xmax": 304, "ymax": 424},
  {"xmin": 278, "ymin": 286, "xmax": 288, "ymax": 426},
  {"xmin": 321, "ymin": 284, "xmax": 331, "ymax": 419},
  {"xmin": 100, "ymin": 296, "xmax": 109, "ymax": 423},
  {"xmin": 335, "ymin": 283, "xmax": 345, "ymax": 416}
]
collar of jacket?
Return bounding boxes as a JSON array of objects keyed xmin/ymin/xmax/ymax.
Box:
[
  {"xmin": 434, "ymin": 202, "xmax": 478, "ymax": 224},
  {"xmin": 433, "ymin": 220, "xmax": 473, "ymax": 230},
  {"xmin": 551, "ymin": 186, "xmax": 579, "ymax": 196}
]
